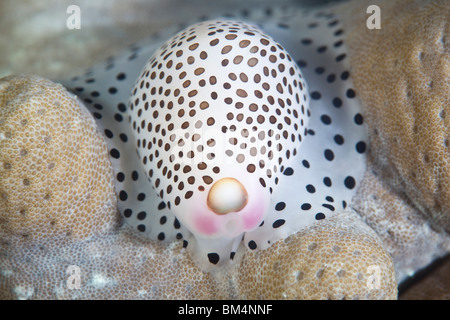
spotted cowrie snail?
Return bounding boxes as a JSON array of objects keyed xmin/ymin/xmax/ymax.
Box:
[
  {"xmin": 65, "ymin": 13, "xmax": 367, "ymax": 269},
  {"xmin": 128, "ymin": 20, "xmax": 310, "ymax": 244}
]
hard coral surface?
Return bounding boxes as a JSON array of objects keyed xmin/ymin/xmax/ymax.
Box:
[
  {"xmin": 340, "ymin": 0, "xmax": 450, "ymax": 233},
  {"xmin": 0, "ymin": 228, "xmax": 214, "ymax": 300},
  {"xmin": 352, "ymin": 162, "xmax": 450, "ymax": 282},
  {"xmin": 0, "ymin": 211, "xmax": 396, "ymax": 299},
  {"xmin": 0, "ymin": 75, "xmax": 118, "ymax": 241},
  {"xmin": 217, "ymin": 211, "xmax": 397, "ymax": 300},
  {"xmin": 333, "ymin": 0, "xmax": 450, "ymax": 287}
]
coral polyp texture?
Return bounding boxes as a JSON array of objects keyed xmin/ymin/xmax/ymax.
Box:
[
  {"xmin": 0, "ymin": 74, "xmax": 118, "ymax": 241},
  {"xmin": 336, "ymin": 0, "xmax": 450, "ymax": 282},
  {"xmin": 218, "ymin": 211, "xmax": 396, "ymax": 300},
  {"xmin": 0, "ymin": 0, "xmax": 449, "ymax": 300},
  {"xmin": 0, "ymin": 210, "xmax": 395, "ymax": 300},
  {"xmin": 341, "ymin": 0, "xmax": 449, "ymax": 232}
]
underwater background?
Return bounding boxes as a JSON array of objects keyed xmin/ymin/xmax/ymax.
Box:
[{"xmin": 0, "ymin": 0, "xmax": 345, "ymax": 79}]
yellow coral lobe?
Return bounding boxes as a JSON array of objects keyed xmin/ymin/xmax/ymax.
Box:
[
  {"xmin": 0, "ymin": 74, "xmax": 118, "ymax": 241},
  {"xmin": 213, "ymin": 211, "xmax": 397, "ymax": 300},
  {"xmin": 339, "ymin": 0, "xmax": 450, "ymax": 232}
]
